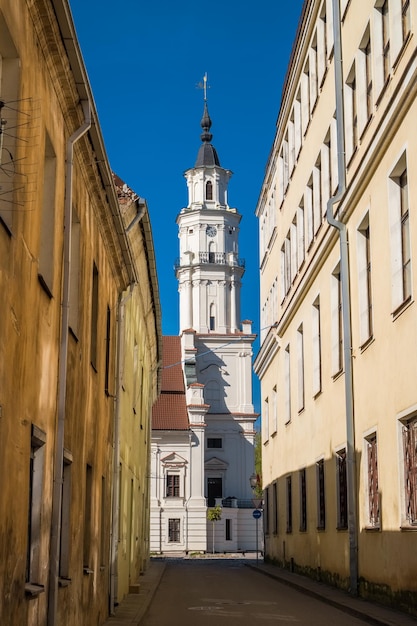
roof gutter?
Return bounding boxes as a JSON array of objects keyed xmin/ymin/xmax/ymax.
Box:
[
  {"xmin": 52, "ymin": 0, "xmax": 138, "ymax": 288},
  {"xmin": 326, "ymin": 0, "xmax": 358, "ymax": 596}
]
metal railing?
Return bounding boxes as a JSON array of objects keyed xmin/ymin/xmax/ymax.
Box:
[{"xmin": 174, "ymin": 252, "xmax": 245, "ymax": 271}]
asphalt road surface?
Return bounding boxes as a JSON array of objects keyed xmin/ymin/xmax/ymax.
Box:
[{"xmin": 142, "ymin": 559, "xmax": 370, "ymax": 625}]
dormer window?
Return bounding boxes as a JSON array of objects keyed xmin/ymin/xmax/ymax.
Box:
[{"xmin": 206, "ymin": 180, "xmax": 213, "ymax": 200}]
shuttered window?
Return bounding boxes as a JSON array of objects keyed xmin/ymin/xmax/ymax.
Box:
[
  {"xmin": 402, "ymin": 419, "xmax": 417, "ymax": 525},
  {"xmin": 166, "ymin": 474, "xmax": 180, "ymax": 498},
  {"xmin": 336, "ymin": 449, "xmax": 348, "ymax": 529},
  {"xmin": 168, "ymin": 519, "xmax": 180, "ymax": 542},
  {"xmin": 366, "ymin": 434, "xmax": 380, "ymax": 527}
]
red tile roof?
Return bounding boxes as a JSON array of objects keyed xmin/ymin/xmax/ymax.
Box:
[
  {"xmin": 159, "ymin": 336, "xmax": 185, "ymax": 392},
  {"xmin": 152, "ymin": 336, "xmax": 189, "ymax": 430}
]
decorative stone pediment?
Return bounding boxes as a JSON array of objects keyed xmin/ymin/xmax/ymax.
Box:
[
  {"xmin": 205, "ymin": 456, "xmax": 228, "ymax": 471},
  {"xmin": 161, "ymin": 452, "xmax": 188, "ymax": 467}
]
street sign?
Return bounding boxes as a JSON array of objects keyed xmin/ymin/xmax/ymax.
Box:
[{"xmin": 253, "ymin": 509, "xmax": 262, "ymax": 519}]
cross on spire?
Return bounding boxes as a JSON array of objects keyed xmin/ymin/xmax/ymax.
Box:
[{"xmin": 197, "ymin": 73, "xmax": 210, "ymax": 102}]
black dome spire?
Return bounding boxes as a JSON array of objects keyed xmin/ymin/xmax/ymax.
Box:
[
  {"xmin": 195, "ymin": 100, "xmax": 220, "ymax": 167},
  {"xmin": 200, "ymin": 101, "xmax": 213, "ymax": 143}
]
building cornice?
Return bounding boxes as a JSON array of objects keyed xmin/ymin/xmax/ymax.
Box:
[{"xmin": 253, "ymin": 327, "xmax": 280, "ymax": 380}]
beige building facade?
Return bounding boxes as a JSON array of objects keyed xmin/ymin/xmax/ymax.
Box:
[
  {"xmin": 0, "ymin": 1, "xmax": 161, "ymax": 625},
  {"xmin": 254, "ymin": 0, "xmax": 417, "ymax": 614},
  {"xmin": 113, "ymin": 177, "xmax": 161, "ymax": 605}
]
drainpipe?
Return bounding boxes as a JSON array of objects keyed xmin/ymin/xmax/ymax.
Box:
[
  {"xmin": 110, "ymin": 286, "xmax": 133, "ymax": 614},
  {"xmin": 327, "ymin": 0, "xmax": 358, "ymax": 595},
  {"xmin": 48, "ymin": 101, "xmax": 91, "ymax": 626}
]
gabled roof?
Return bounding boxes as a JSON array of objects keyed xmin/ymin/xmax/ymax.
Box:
[{"xmin": 152, "ymin": 336, "xmax": 189, "ymax": 430}]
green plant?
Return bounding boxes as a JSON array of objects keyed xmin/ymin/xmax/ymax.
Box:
[
  {"xmin": 207, "ymin": 505, "xmax": 222, "ymax": 554},
  {"xmin": 254, "ymin": 431, "xmax": 263, "ymax": 498}
]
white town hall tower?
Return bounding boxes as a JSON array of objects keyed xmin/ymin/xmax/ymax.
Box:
[{"xmin": 151, "ymin": 84, "xmax": 259, "ymax": 554}]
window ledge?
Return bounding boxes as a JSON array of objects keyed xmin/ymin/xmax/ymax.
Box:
[
  {"xmin": 38, "ymin": 274, "xmax": 53, "ymax": 299},
  {"xmin": 364, "ymin": 524, "xmax": 381, "ymax": 532},
  {"xmin": 25, "ymin": 583, "xmax": 45, "ymax": 597},
  {"xmin": 83, "ymin": 567, "xmax": 94, "ymax": 575},
  {"xmin": 392, "ymin": 296, "xmax": 413, "ymax": 320},
  {"xmin": 400, "ymin": 524, "xmax": 417, "ymax": 531},
  {"xmin": 359, "ymin": 336, "xmax": 374, "ymax": 353},
  {"xmin": 58, "ymin": 577, "xmax": 72, "ymax": 588},
  {"xmin": 332, "ymin": 369, "xmax": 344, "ymax": 382}
]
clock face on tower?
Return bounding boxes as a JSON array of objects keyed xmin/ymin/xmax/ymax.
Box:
[{"xmin": 206, "ymin": 225, "xmax": 217, "ymax": 237}]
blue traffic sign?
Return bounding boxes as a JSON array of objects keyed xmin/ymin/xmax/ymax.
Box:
[{"xmin": 253, "ymin": 509, "xmax": 262, "ymax": 519}]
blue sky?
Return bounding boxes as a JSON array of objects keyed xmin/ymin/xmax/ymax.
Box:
[{"xmin": 69, "ymin": 0, "xmax": 305, "ymax": 412}]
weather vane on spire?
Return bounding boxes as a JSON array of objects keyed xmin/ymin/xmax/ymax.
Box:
[{"xmin": 197, "ymin": 73, "xmax": 210, "ymax": 102}]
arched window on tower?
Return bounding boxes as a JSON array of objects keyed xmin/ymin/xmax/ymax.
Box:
[
  {"xmin": 209, "ymin": 303, "xmax": 216, "ymax": 331},
  {"xmin": 206, "ymin": 180, "xmax": 213, "ymax": 200},
  {"xmin": 209, "ymin": 241, "xmax": 216, "ymax": 264}
]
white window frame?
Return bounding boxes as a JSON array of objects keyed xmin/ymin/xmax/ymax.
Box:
[
  {"xmin": 312, "ymin": 296, "xmax": 322, "ymax": 397},
  {"xmin": 309, "ymin": 35, "xmax": 318, "ymax": 111},
  {"xmin": 301, "ymin": 62, "xmax": 310, "ymax": 135},
  {"xmin": 317, "ymin": 2, "xmax": 328, "ymax": 86},
  {"xmin": 357, "ymin": 211, "xmax": 373, "ymax": 346},
  {"xmin": 331, "ymin": 263, "xmax": 343, "ymax": 376},
  {"xmin": 330, "ymin": 115, "xmax": 339, "ymax": 194},
  {"xmin": 291, "ymin": 217, "xmax": 298, "ymax": 283},
  {"xmin": 313, "ymin": 156, "xmax": 322, "ymax": 235},
  {"xmin": 305, "ymin": 178, "xmax": 314, "ymax": 249},
  {"xmin": 284, "ymin": 344, "xmax": 291, "ymax": 424},
  {"xmin": 321, "ymin": 131, "xmax": 331, "ymax": 218},
  {"xmin": 345, "ymin": 63, "xmax": 357, "ymax": 163},
  {"xmin": 297, "ymin": 324, "xmax": 305, "ymax": 413},
  {"xmin": 388, "ymin": 150, "xmax": 412, "ymax": 312},
  {"xmin": 356, "ymin": 26, "xmax": 373, "ymax": 136},
  {"xmin": 271, "ymin": 385, "xmax": 278, "ymax": 436},
  {"xmin": 297, "ymin": 202, "xmax": 305, "ymax": 269},
  {"xmin": 294, "ymin": 91, "xmax": 302, "ymax": 158},
  {"xmin": 263, "ymin": 396, "xmax": 269, "ymax": 443},
  {"xmin": 373, "ymin": 0, "xmax": 390, "ymax": 100}
]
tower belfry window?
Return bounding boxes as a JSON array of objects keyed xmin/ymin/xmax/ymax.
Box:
[
  {"xmin": 206, "ymin": 180, "xmax": 213, "ymax": 200},
  {"xmin": 209, "ymin": 303, "xmax": 216, "ymax": 331}
]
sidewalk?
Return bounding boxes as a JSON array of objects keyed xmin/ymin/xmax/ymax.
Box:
[
  {"xmin": 247, "ymin": 560, "xmax": 417, "ymax": 626},
  {"xmin": 102, "ymin": 554, "xmax": 417, "ymax": 626},
  {"xmin": 102, "ymin": 560, "xmax": 166, "ymax": 626}
]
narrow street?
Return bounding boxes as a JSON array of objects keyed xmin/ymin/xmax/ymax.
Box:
[{"xmin": 141, "ymin": 559, "xmax": 370, "ymax": 625}]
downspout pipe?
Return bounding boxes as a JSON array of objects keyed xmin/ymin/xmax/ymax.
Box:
[
  {"xmin": 327, "ymin": 0, "xmax": 358, "ymax": 596},
  {"xmin": 48, "ymin": 100, "xmax": 91, "ymax": 626}
]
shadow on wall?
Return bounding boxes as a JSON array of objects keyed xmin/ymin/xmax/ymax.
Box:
[{"xmin": 262, "ymin": 450, "xmax": 417, "ymax": 616}]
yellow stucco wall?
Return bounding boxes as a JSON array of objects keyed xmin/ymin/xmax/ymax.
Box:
[
  {"xmin": 0, "ymin": 1, "xmax": 161, "ymax": 625},
  {"xmin": 256, "ymin": 0, "xmax": 417, "ymax": 612}
]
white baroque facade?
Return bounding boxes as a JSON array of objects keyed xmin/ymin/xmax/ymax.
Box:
[{"xmin": 151, "ymin": 98, "xmax": 261, "ymax": 554}]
